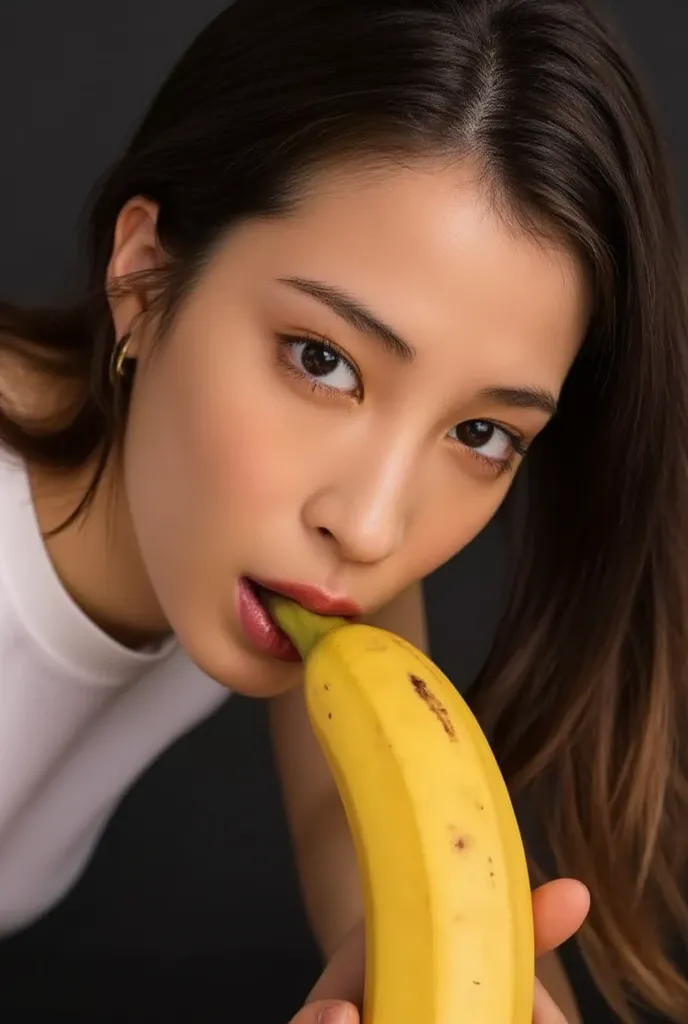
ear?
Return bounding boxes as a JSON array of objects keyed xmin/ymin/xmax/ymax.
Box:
[{"xmin": 107, "ymin": 197, "xmax": 165, "ymax": 358}]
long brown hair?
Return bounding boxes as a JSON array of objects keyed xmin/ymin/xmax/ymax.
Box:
[{"xmin": 1, "ymin": 1, "xmax": 687, "ymax": 1018}]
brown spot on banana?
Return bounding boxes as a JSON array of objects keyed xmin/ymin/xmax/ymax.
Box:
[
  {"xmin": 454, "ymin": 835, "xmax": 472, "ymax": 850},
  {"xmin": 447, "ymin": 826, "xmax": 474, "ymax": 851},
  {"xmin": 408, "ymin": 674, "xmax": 456, "ymax": 739}
]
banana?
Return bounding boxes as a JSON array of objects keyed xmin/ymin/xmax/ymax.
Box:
[{"xmin": 269, "ymin": 595, "xmax": 534, "ymax": 1024}]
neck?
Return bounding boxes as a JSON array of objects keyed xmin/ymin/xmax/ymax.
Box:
[{"xmin": 28, "ymin": 454, "xmax": 171, "ymax": 650}]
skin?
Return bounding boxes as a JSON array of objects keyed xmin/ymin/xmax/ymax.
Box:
[
  {"xmin": 28, "ymin": 157, "xmax": 590, "ymax": 1021},
  {"xmin": 34, "ymin": 157, "xmax": 587, "ymax": 682}
]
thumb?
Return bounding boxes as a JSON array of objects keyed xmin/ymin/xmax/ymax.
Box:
[
  {"xmin": 533, "ymin": 878, "xmax": 591, "ymax": 957},
  {"xmin": 288, "ymin": 999, "xmax": 359, "ymax": 1024}
]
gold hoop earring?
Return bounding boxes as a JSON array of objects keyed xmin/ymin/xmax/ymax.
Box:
[{"xmin": 109, "ymin": 330, "xmax": 133, "ymax": 386}]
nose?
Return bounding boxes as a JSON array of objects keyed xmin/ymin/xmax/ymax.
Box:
[{"xmin": 302, "ymin": 442, "xmax": 416, "ymax": 566}]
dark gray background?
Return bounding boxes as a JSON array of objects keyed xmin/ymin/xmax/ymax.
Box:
[{"xmin": 0, "ymin": 2, "xmax": 685, "ymax": 1021}]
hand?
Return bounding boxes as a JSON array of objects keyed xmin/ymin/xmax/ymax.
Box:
[
  {"xmin": 288, "ymin": 998, "xmax": 358, "ymax": 1024},
  {"xmin": 531, "ymin": 879, "xmax": 590, "ymax": 1023},
  {"xmin": 287, "ymin": 920, "xmax": 362, "ymax": 1024},
  {"xmin": 292, "ymin": 878, "xmax": 590, "ymax": 1024}
]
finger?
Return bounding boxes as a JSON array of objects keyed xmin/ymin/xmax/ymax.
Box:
[
  {"xmin": 533, "ymin": 976, "xmax": 568, "ymax": 1024},
  {"xmin": 533, "ymin": 879, "xmax": 590, "ymax": 957},
  {"xmin": 288, "ymin": 998, "xmax": 359, "ymax": 1024},
  {"xmin": 306, "ymin": 921, "xmax": 365, "ymax": 1006}
]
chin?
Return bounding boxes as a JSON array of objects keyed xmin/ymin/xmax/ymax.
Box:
[
  {"xmin": 228, "ymin": 660, "xmax": 305, "ymax": 698},
  {"xmin": 178, "ymin": 628, "xmax": 304, "ymax": 698}
]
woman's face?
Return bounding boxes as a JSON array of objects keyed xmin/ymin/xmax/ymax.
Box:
[{"xmin": 112, "ymin": 159, "xmax": 588, "ymax": 694}]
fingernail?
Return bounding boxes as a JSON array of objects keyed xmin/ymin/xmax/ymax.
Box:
[{"xmin": 317, "ymin": 1005, "xmax": 350, "ymax": 1024}]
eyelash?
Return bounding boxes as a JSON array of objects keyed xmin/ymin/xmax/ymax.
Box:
[
  {"xmin": 276, "ymin": 333, "xmax": 528, "ymax": 475},
  {"xmin": 277, "ymin": 333, "xmax": 363, "ymax": 399},
  {"xmin": 464, "ymin": 429, "xmax": 528, "ymax": 477}
]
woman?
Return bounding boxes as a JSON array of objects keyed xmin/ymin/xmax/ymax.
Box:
[{"xmin": 0, "ymin": 0, "xmax": 686, "ymax": 1021}]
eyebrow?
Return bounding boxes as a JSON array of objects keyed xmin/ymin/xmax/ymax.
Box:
[
  {"xmin": 278, "ymin": 275, "xmax": 557, "ymax": 418},
  {"xmin": 477, "ymin": 385, "xmax": 558, "ymax": 418},
  {"xmin": 278, "ymin": 275, "xmax": 416, "ymax": 362}
]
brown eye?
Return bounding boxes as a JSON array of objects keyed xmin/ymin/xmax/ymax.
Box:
[
  {"xmin": 282, "ymin": 337, "xmax": 360, "ymax": 394},
  {"xmin": 301, "ymin": 342, "xmax": 339, "ymax": 377},
  {"xmin": 449, "ymin": 420, "xmax": 518, "ymax": 464},
  {"xmin": 454, "ymin": 421, "xmax": 496, "ymax": 448}
]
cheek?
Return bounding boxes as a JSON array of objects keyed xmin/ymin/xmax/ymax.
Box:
[
  {"xmin": 122, "ymin": 328, "xmax": 317, "ymax": 564},
  {"xmin": 405, "ymin": 470, "xmax": 514, "ymax": 583},
  {"xmin": 123, "ymin": 348, "xmax": 276, "ymax": 547},
  {"xmin": 121, "ymin": 356, "xmax": 213, "ymax": 585},
  {"xmin": 193, "ymin": 369, "xmax": 315, "ymax": 528}
]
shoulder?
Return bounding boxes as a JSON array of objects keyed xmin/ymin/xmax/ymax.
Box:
[{"xmin": 1, "ymin": 343, "xmax": 80, "ymax": 430}]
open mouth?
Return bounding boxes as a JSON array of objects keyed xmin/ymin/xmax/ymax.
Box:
[
  {"xmin": 247, "ymin": 578, "xmax": 284, "ymax": 626},
  {"xmin": 237, "ymin": 577, "xmax": 302, "ymax": 662}
]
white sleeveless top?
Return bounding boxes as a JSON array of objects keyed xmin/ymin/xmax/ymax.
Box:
[{"xmin": 0, "ymin": 453, "xmax": 229, "ymax": 935}]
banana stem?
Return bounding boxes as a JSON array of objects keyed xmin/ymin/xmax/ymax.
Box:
[{"xmin": 267, "ymin": 594, "xmax": 348, "ymax": 660}]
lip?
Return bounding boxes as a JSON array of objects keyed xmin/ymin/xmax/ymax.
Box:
[
  {"xmin": 237, "ymin": 578, "xmax": 302, "ymax": 662},
  {"xmin": 254, "ymin": 577, "xmax": 361, "ymax": 617}
]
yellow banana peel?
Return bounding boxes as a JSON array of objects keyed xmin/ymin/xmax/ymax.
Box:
[{"xmin": 269, "ymin": 595, "xmax": 534, "ymax": 1024}]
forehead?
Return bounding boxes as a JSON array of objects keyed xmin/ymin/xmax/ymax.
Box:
[{"xmin": 218, "ymin": 158, "xmax": 590, "ymax": 390}]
